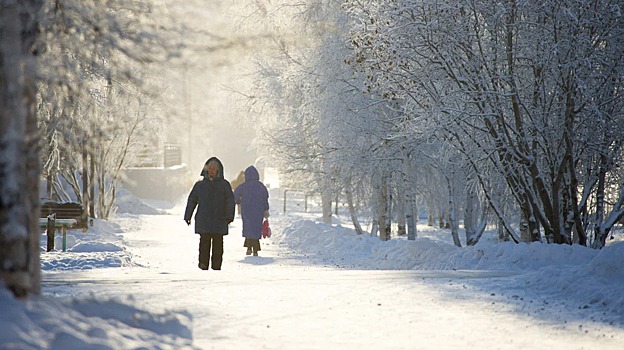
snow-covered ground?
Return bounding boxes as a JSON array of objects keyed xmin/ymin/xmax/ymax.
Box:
[{"xmin": 2, "ymin": 189, "xmax": 624, "ymax": 349}]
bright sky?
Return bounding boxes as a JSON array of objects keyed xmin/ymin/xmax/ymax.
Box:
[{"xmin": 2, "ymin": 188, "xmax": 623, "ymax": 349}]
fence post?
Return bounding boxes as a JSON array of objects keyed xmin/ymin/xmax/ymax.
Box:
[
  {"xmin": 46, "ymin": 213, "xmax": 56, "ymax": 252},
  {"xmin": 62, "ymin": 226, "xmax": 67, "ymax": 252},
  {"xmin": 283, "ymin": 189, "xmax": 289, "ymax": 213}
]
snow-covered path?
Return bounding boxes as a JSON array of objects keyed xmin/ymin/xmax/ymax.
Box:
[{"xmin": 42, "ymin": 209, "xmax": 624, "ymax": 349}]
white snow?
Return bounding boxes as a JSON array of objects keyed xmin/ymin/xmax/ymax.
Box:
[{"xmin": 2, "ymin": 190, "xmax": 624, "ymax": 349}]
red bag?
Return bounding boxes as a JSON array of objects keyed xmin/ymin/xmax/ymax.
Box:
[{"xmin": 262, "ymin": 219, "xmax": 271, "ymax": 238}]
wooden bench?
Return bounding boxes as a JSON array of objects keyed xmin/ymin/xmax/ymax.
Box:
[
  {"xmin": 40, "ymin": 201, "xmax": 88, "ymax": 252},
  {"xmin": 39, "ymin": 216, "xmax": 77, "ymax": 252}
]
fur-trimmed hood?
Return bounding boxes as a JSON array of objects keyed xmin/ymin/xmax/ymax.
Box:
[{"xmin": 200, "ymin": 156, "xmax": 225, "ymax": 179}]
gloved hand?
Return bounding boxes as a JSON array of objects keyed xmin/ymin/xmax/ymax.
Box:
[
  {"xmin": 184, "ymin": 219, "xmax": 191, "ymax": 226},
  {"xmin": 263, "ymin": 210, "xmax": 270, "ymax": 218}
]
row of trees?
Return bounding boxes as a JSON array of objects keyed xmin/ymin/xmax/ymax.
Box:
[
  {"xmin": 0, "ymin": 0, "xmax": 186, "ymax": 297},
  {"xmin": 0, "ymin": 0, "xmax": 280, "ymax": 298},
  {"xmin": 37, "ymin": 0, "xmax": 176, "ymax": 219},
  {"xmin": 235, "ymin": 0, "xmax": 624, "ymax": 249}
]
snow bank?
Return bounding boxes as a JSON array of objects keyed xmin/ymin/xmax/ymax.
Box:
[
  {"xmin": 275, "ymin": 217, "xmax": 601, "ymax": 271},
  {"xmin": 2, "ymin": 194, "xmax": 198, "ymax": 349},
  {"xmin": 0, "ymin": 287, "xmax": 196, "ymax": 350},
  {"xmin": 40, "ymin": 215, "xmax": 134, "ymax": 271},
  {"xmin": 114, "ymin": 188, "xmax": 167, "ymax": 215},
  {"xmin": 275, "ymin": 216, "xmax": 624, "ymax": 325}
]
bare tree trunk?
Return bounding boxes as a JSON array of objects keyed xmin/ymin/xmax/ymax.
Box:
[
  {"xmin": 24, "ymin": 71, "xmax": 40, "ymax": 297},
  {"xmin": 438, "ymin": 206, "xmax": 445, "ymax": 228},
  {"xmin": 427, "ymin": 200, "xmax": 435, "ymax": 227},
  {"xmin": 89, "ymin": 154, "xmax": 95, "ymax": 218},
  {"xmin": 519, "ymin": 210, "xmax": 530, "ymax": 243},
  {"xmin": 396, "ymin": 187, "xmax": 406, "ymax": 236},
  {"xmin": 467, "ymin": 201, "xmax": 488, "ymax": 246},
  {"xmin": 566, "ymin": 153, "xmax": 587, "ymax": 246},
  {"xmin": 401, "ymin": 149, "xmax": 417, "ymax": 240},
  {"xmin": 321, "ymin": 188, "xmax": 333, "ymax": 224},
  {"xmin": 0, "ymin": 0, "xmax": 43, "ymax": 297},
  {"xmin": 371, "ymin": 176, "xmax": 389, "ymax": 240},
  {"xmin": 384, "ymin": 180, "xmax": 392, "ymax": 241},
  {"xmin": 370, "ymin": 219, "xmax": 379, "ymax": 237},
  {"xmin": 498, "ymin": 219, "xmax": 510, "ymax": 242},
  {"xmin": 379, "ymin": 176, "xmax": 391, "ymax": 241},
  {"xmin": 345, "ymin": 185, "xmax": 363, "ymax": 235},
  {"xmin": 592, "ymin": 155, "xmax": 608, "ymax": 248},
  {"xmin": 464, "ymin": 187, "xmax": 477, "ymax": 245},
  {"xmin": 82, "ymin": 142, "xmax": 89, "ymax": 224},
  {"xmin": 46, "ymin": 174, "xmax": 54, "ymax": 199},
  {"xmin": 446, "ymin": 175, "xmax": 461, "ymax": 247}
]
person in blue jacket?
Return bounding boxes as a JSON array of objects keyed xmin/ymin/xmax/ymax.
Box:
[
  {"xmin": 233, "ymin": 165, "xmax": 269, "ymax": 256},
  {"xmin": 184, "ymin": 157, "xmax": 235, "ymax": 270}
]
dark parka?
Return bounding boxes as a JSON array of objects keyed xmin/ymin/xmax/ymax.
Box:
[
  {"xmin": 233, "ymin": 165, "xmax": 269, "ymax": 239},
  {"xmin": 184, "ymin": 157, "xmax": 235, "ymax": 235}
]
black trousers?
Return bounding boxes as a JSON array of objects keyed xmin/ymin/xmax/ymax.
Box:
[
  {"xmin": 199, "ymin": 233, "xmax": 224, "ymax": 270},
  {"xmin": 244, "ymin": 238, "xmax": 261, "ymax": 252}
]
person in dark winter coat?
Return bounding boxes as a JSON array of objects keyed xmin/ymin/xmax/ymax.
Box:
[
  {"xmin": 184, "ymin": 157, "xmax": 235, "ymax": 270},
  {"xmin": 233, "ymin": 165, "xmax": 269, "ymax": 256}
]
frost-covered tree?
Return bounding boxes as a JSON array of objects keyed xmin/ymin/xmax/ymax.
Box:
[
  {"xmin": 37, "ymin": 0, "xmax": 173, "ymax": 218},
  {"xmin": 345, "ymin": 0, "xmax": 624, "ymax": 247},
  {"xmin": 0, "ymin": 0, "xmax": 44, "ymax": 297},
  {"xmin": 1, "ymin": 0, "xmax": 177, "ymax": 297},
  {"xmin": 231, "ymin": 0, "xmax": 414, "ymax": 240},
  {"xmin": 235, "ymin": 0, "xmax": 349, "ymax": 223}
]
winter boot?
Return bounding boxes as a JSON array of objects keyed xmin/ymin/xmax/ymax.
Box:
[{"xmin": 246, "ymin": 247, "xmax": 252, "ymax": 256}]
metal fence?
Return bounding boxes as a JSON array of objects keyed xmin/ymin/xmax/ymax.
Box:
[
  {"xmin": 283, "ymin": 189, "xmax": 310, "ymax": 213},
  {"xmin": 164, "ymin": 143, "xmax": 182, "ymax": 168}
]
